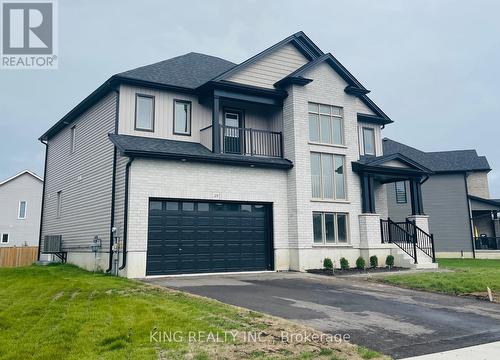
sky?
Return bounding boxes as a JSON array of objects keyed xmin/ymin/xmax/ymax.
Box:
[{"xmin": 1, "ymin": 0, "xmax": 499, "ymax": 195}]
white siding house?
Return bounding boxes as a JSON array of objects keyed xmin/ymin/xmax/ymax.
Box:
[{"xmin": 0, "ymin": 171, "xmax": 43, "ymax": 248}]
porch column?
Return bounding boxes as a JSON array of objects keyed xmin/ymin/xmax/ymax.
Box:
[
  {"xmin": 361, "ymin": 174, "xmax": 376, "ymax": 213},
  {"xmin": 409, "ymin": 179, "xmax": 424, "ymax": 215},
  {"xmin": 212, "ymin": 95, "xmax": 221, "ymax": 153}
]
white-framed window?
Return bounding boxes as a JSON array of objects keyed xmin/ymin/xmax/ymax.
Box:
[
  {"xmin": 395, "ymin": 181, "xmax": 407, "ymax": 203},
  {"xmin": 18, "ymin": 201, "xmax": 27, "ymax": 219},
  {"xmin": 1, "ymin": 233, "xmax": 9, "ymax": 244},
  {"xmin": 311, "ymin": 152, "xmax": 346, "ymax": 200},
  {"xmin": 313, "ymin": 212, "xmax": 349, "ymax": 244},
  {"xmin": 362, "ymin": 127, "xmax": 375, "ymax": 155},
  {"xmin": 308, "ymin": 102, "xmax": 344, "ymax": 145},
  {"xmin": 56, "ymin": 191, "xmax": 62, "ymax": 218},
  {"xmin": 135, "ymin": 94, "xmax": 155, "ymax": 131},
  {"xmin": 70, "ymin": 125, "xmax": 76, "ymax": 153},
  {"xmin": 173, "ymin": 99, "xmax": 192, "ymax": 135}
]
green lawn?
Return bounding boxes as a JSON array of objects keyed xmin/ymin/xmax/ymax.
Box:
[
  {"xmin": 378, "ymin": 258, "xmax": 500, "ymax": 300},
  {"xmin": 0, "ymin": 265, "xmax": 384, "ymax": 360}
]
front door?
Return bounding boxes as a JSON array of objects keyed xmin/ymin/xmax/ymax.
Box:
[{"xmin": 224, "ymin": 110, "xmax": 243, "ymax": 154}]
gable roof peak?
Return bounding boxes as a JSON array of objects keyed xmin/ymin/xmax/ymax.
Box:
[{"xmin": 0, "ymin": 170, "xmax": 43, "ymax": 186}]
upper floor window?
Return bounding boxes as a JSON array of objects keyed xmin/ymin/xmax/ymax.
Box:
[
  {"xmin": 311, "ymin": 152, "xmax": 346, "ymax": 200},
  {"xmin": 70, "ymin": 126, "xmax": 76, "ymax": 153},
  {"xmin": 395, "ymin": 181, "xmax": 407, "ymax": 203},
  {"xmin": 1, "ymin": 233, "xmax": 8, "ymax": 244},
  {"xmin": 56, "ymin": 191, "xmax": 62, "ymax": 218},
  {"xmin": 313, "ymin": 212, "xmax": 349, "ymax": 244},
  {"xmin": 362, "ymin": 127, "xmax": 375, "ymax": 155},
  {"xmin": 18, "ymin": 201, "xmax": 27, "ymax": 219},
  {"xmin": 173, "ymin": 100, "xmax": 192, "ymax": 135},
  {"xmin": 135, "ymin": 94, "xmax": 155, "ymax": 131},
  {"xmin": 308, "ymin": 102, "xmax": 344, "ymax": 145}
]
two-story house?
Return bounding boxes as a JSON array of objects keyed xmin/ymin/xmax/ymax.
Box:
[{"xmin": 39, "ymin": 32, "xmax": 436, "ymax": 277}]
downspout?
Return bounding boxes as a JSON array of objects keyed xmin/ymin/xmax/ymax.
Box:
[
  {"xmin": 37, "ymin": 140, "xmax": 48, "ymax": 261},
  {"xmin": 119, "ymin": 157, "xmax": 134, "ymax": 270},
  {"xmin": 105, "ymin": 146, "xmax": 118, "ymax": 273},
  {"xmin": 106, "ymin": 89, "xmax": 120, "ymax": 273},
  {"xmin": 464, "ymin": 172, "xmax": 476, "ymax": 258}
]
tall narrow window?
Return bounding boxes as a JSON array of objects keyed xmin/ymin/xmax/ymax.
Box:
[
  {"xmin": 70, "ymin": 126, "xmax": 76, "ymax": 153},
  {"xmin": 18, "ymin": 201, "xmax": 27, "ymax": 219},
  {"xmin": 56, "ymin": 191, "xmax": 62, "ymax": 218},
  {"xmin": 174, "ymin": 100, "xmax": 192, "ymax": 135},
  {"xmin": 310, "ymin": 153, "xmax": 346, "ymax": 200},
  {"xmin": 308, "ymin": 102, "xmax": 344, "ymax": 145},
  {"xmin": 135, "ymin": 94, "xmax": 155, "ymax": 131},
  {"xmin": 362, "ymin": 127, "xmax": 375, "ymax": 155},
  {"xmin": 1, "ymin": 233, "xmax": 8, "ymax": 243},
  {"xmin": 395, "ymin": 181, "xmax": 407, "ymax": 203}
]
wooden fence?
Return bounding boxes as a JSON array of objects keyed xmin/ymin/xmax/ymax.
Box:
[{"xmin": 0, "ymin": 246, "xmax": 38, "ymax": 267}]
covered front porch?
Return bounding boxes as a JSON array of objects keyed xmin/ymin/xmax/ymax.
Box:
[
  {"xmin": 469, "ymin": 195, "xmax": 500, "ymax": 253},
  {"xmin": 352, "ymin": 154, "xmax": 437, "ymax": 266}
]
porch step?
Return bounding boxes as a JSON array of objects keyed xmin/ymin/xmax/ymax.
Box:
[{"xmin": 390, "ymin": 245, "xmax": 437, "ymax": 269}]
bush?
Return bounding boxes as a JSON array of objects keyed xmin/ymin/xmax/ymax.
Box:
[
  {"xmin": 369, "ymin": 255, "xmax": 378, "ymax": 268},
  {"xmin": 323, "ymin": 258, "xmax": 333, "ymax": 270},
  {"xmin": 340, "ymin": 257, "xmax": 349, "ymax": 270},
  {"xmin": 356, "ymin": 257, "xmax": 366, "ymax": 270},
  {"xmin": 386, "ymin": 255, "xmax": 395, "ymax": 268}
]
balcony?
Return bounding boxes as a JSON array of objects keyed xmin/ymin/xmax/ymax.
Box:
[{"xmin": 200, "ymin": 125, "xmax": 283, "ymax": 158}]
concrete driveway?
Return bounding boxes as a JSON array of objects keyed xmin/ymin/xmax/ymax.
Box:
[{"xmin": 143, "ymin": 272, "xmax": 500, "ymax": 359}]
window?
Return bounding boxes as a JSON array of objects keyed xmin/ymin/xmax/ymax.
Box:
[
  {"xmin": 1, "ymin": 233, "xmax": 9, "ymax": 244},
  {"xmin": 395, "ymin": 181, "xmax": 407, "ymax": 203},
  {"xmin": 311, "ymin": 153, "xmax": 346, "ymax": 200},
  {"xmin": 174, "ymin": 100, "xmax": 192, "ymax": 135},
  {"xmin": 135, "ymin": 94, "xmax": 155, "ymax": 131},
  {"xmin": 18, "ymin": 201, "xmax": 27, "ymax": 219},
  {"xmin": 362, "ymin": 127, "xmax": 375, "ymax": 155},
  {"xmin": 308, "ymin": 102, "xmax": 344, "ymax": 145},
  {"xmin": 70, "ymin": 126, "xmax": 76, "ymax": 153},
  {"xmin": 56, "ymin": 191, "xmax": 62, "ymax": 218},
  {"xmin": 312, "ymin": 212, "xmax": 349, "ymax": 244}
]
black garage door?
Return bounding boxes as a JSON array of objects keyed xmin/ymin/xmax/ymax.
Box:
[{"xmin": 146, "ymin": 199, "xmax": 273, "ymax": 275}]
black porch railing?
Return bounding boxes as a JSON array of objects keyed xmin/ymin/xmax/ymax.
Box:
[
  {"xmin": 220, "ymin": 125, "xmax": 283, "ymax": 158},
  {"xmin": 380, "ymin": 218, "xmax": 436, "ymax": 263},
  {"xmin": 474, "ymin": 236, "xmax": 500, "ymax": 250}
]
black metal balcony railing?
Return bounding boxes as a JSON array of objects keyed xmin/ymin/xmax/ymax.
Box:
[
  {"xmin": 474, "ymin": 237, "xmax": 500, "ymax": 250},
  {"xmin": 221, "ymin": 125, "xmax": 283, "ymax": 158},
  {"xmin": 199, "ymin": 125, "xmax": 284, "ymax": 158}
]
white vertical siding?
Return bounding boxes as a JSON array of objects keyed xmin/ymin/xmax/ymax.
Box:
[
  {"xmin": 358, "ymin": 122, "xmax": 383, "ymax": 157},
  {"xmin": 226, "ymin": 43, "xmax": 309, "ymax": 89},
  {"xmin": 41, "ymin": 92, "xmax": 117, "ymax": 253}
]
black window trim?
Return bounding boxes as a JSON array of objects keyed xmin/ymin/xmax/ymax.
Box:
[
  {"xmin": 395, "ymin": 181, "xmax": 407, "ymax": 204},
  {"xmin": 173, "ymin": 99, "xmax": 192, "ymax": 136},
  {"xmin": 70, "ymin": 125, "xmax": 76, "ymax": 154},
  {"xmin": 134, "ymin": 93, "xmax": 155, "ymax": 132}
]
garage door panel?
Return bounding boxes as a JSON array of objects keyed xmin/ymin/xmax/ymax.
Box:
[{"xmin": 146, "ymin": 200, "xmax": 272, "ymax": 275}]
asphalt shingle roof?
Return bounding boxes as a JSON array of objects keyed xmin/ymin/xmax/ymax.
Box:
[
  {"xmin": 117, "ymin": 52, "xmax": 236, "ymax": 89},
  {"xmin": 109, "ymin": 134, "xmax": 293, "ymax": 169},
  {"xmin": 383, "ymin": 138, "xmax": 490, "ymax": 173}
]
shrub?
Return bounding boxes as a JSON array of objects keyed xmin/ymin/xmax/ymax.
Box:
[
  {"xmin": 356, "ymin": 257, "xmax": 366, "ymax": 270},
  {"xmin": 340, "ymin": 257, "xmax": 349, "ymax": 270},
  {"xmin": 386, "ymin": 255, "xmax": 395, "ymax": 268},
  {"xmin": 369, "ymin": 255, "xmax": 378, "ymax": 268},
  {"xmin": 323, "ymin": 258, "xmax": 333, "ymax": 270}
]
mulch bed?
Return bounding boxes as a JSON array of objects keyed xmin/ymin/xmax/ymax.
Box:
[{"xmin": 307, "ymin": 267, "xmax": 408, "ymax": 276}]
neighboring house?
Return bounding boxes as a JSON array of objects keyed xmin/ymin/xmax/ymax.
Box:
[
  {"xmin": 384, "ymin": 138, "xmax": 500, "ymax": 259},
  {"xmin": 0, "ymin": 170, "xmax": 43, "ymax": 247},
  {"xmin": 39, "ymin": 32, "xmax": 437, "ymax": 278}
]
